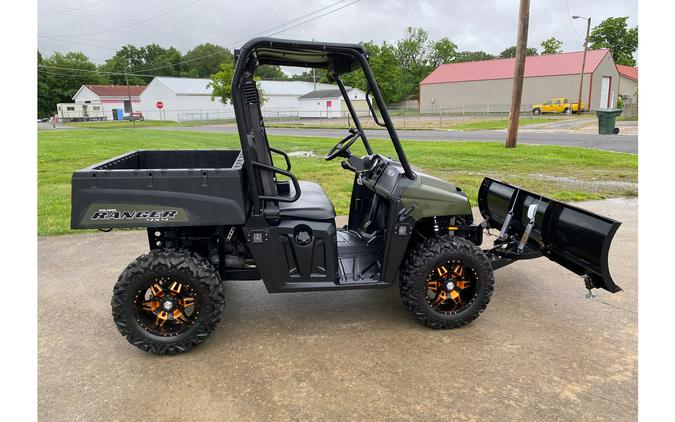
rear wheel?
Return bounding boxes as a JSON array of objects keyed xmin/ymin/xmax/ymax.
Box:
[
  {"xmin": 400, "ymin": 236, "xmax": 494, "ymax": 329},
  {"xmin": 564, "ymin": 107, "xmax": 572, "ymax": 115},
  {"xmin": 532, "ymin": 108, "xmax": 541, "ymax": 115},
  {"xmin": 111, "ymin": 249, "xmax": 224, "ymax": 354}
]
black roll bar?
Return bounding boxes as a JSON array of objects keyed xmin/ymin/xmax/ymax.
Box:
[
  {"xmin": 351, "ymin": 52, "xmax": 415, "ymax": 180},
  {"xmin": 333, "ymin": 76, "xmax": 373, "ymax": 155}
]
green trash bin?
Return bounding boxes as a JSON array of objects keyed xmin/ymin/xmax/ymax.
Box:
[{"xmin": 596, "ymin": 109, "xmax": 623, "ymax": 135}]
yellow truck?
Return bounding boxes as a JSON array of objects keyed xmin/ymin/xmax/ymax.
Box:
[{"xmin": 531, "ymin": 98, "xmax": 585, "ymax": 115}]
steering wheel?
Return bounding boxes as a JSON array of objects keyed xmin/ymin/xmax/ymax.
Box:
[{"xmin": 325, "ymin": 129, "xmax": 361, "ymax": 161}]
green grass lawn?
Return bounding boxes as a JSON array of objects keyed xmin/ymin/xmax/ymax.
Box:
[
  {"xmin": 267, "ymin": 117, "xmax": 559, "ymax": 131},
  {"xmin": 66, "ymin": 119, "xmax": 235, "ymax": 129},
  {"xmin": 38, "ymin": 128, "xmax": 637, "ymax": 236},
  {"xmin": 448, "ymin": 117, "xmax": 558, "ymax": 131}
]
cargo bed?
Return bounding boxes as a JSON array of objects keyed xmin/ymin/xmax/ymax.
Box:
[{"xmin": 71, "ymin": 150, "xmax": 249, "ymax": 229}]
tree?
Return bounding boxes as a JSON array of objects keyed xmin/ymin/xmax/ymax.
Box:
[
  {"xmin": 341, "ymin": 41, "xmax": 406, "ymax": 104},
  {"xmin": 429, "ymin": 37, "xmax": 458, "ymax": 67},
  {"xmin": 209, "ymin": 62, "xmax": 234, "ymax": 105},
  {"xmin": 540, "ymin": 37, "xmax": 563, "ymax": 55},
  {"xmin": 255, "ymin": 65, "xmax": 287, "ymax": 80},
  {"xmin": 395, "ymin": 27, "xmax": 437, "ymax": 90},
  {"xmin": 589, "ymin": 17, "xmax": 638, "ymax": 66},
  {"xmin": 395, "ymin": 27, "xmax": 430, "ymax": 73},
  {"xmin": 182, "ymin": 43, "xmax": 233, "ymax": 77},
  {"xmin": 498, "ymin": 45, "xmax": 538, "ymax": 58},
  {"xmin": 454, "ymin": 50, "xmax": 496, "ymax": 63},
  {"xmin": 37, "ymin": 51, "xmax": 108, "ymax": 117},
  {"xmin": 99, "ymin": 44, "xmax": 183, "ymax": 84}
]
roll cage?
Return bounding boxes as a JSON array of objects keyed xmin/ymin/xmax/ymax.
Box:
[{"xmin": 230, "ymin": 37, "xmax": 415, "ymax": 217}]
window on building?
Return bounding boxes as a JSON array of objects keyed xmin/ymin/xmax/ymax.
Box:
[
  {"xmin": 93, "ymin": 106, "xmax": 100, "ymax": 110},
  {"xmin": 66, "ymin": 106, "xmax": 75, "ymax": 111},
  {"xmin": 123, "ymin": 100, "xmax": 132, "ymax": 113}
]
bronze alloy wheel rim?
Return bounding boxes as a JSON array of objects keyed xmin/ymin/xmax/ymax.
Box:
[
  {"xmin": 133, "ymin": 276, "xmax": 199, "ymax": 337},
  {"xmin": 426, "ymin": 260, "xmax": 478, "ymax": 315}
]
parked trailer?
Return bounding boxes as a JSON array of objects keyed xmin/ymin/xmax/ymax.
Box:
[{"xmin": 56, "ymin": 103, "xmax": 107, "ymax": 122}]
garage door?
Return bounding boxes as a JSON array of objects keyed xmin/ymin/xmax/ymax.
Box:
[{"xmin": 600, "ymin": 76, "xmax": 611, "ymax": 109}]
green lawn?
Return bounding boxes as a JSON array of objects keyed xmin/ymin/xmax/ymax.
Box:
[
  {"xmin": 267, "ymin": 117, "xmax": 559, "ymax": 131},
  {"xmin": 38, "ymin": 128, "xmax": 637, "ymax": 236},
  {"xmin": 448, "ymin": 117, "xmax": 557, "ymax": 131},
  {"xmin": 66, "ymin": 119, "xmax": 235, "ymax": 129}
]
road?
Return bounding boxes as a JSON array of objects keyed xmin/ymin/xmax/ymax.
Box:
[
  {"xmin": 152, "ymin": 125, "xmax": 638, "ymax": 154},
  {"xmin": 39, "ymin": 198, "xmax": 637, "ymax": 421}
]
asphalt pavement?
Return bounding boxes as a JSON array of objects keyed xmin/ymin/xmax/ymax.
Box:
[
  {"xmin": 38, "ymin": 197, "xmax": 637, "ymax": 421},
  {"xmin": 152, "ymin": 125, "xmax": 638, "ymax": 154}
]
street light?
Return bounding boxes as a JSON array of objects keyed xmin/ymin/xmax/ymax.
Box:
[{"xmin": 573, "ymin": 15, "xmax": 591, "ymax": 113}]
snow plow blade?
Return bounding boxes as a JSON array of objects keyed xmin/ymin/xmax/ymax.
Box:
[{"xmin": 477, "ymin": 177, "xmax": 621, "ymax": 293}]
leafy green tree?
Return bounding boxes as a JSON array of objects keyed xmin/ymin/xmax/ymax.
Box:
[
  {"xmin": 255, "ymin": 65, "xmax": 287, "ymax": 80},
  {"xmin": 395, "ymin": 27, "xmax": 434, "ymax": 87},
  {"xmin": 429, "ymin": 37, "xmax": 458, "ymax": 67},
  {"xmin": 37, "ymin": 51, "xmax": 108, "ymax": 117},
  {"xmin": 454, "ymin": 50, "xmax": 496, "ymax": 63},
  {"xmin": 540, "ymin": 37, "xmax": 563, "ymax": 55},
  {"xmin": 182, "ymin": 43, "xmax": 233, "ymax": 77},
  {"xmin": 589, "ymin": 17, "xmax": 638, "ymax": 66},
  {"xmin": 498, "ymin": 46, "xmax": 538, "ymax": 58},
  {"xmin": 99, "ymin": 44, "xmax": 182, "ymax": 84},
  {"xmin": 341, "ymin": 41, "xmax": 406, "ymax": 104},
  {"xmin": 209, "ymin": 62, "xmax": 234, "ymax": 105}
]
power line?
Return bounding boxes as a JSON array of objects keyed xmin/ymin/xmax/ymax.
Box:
[
  {"xmin": 135, "ymin": 0, "xmax": 360, "ymax": 73},
  {"xmin": 38, "ymin": 0, "xmax": 361, "ymax": 78},
  {"xmin": 39, "ymin": 34, "xmax": 120, "ymax": 51},
  {"xmin": 250, "ymin": 0, "xmax": 352, "ymax": 37},
  {"xmin": 265, "ymin": 0, "xmax": 360, "ymax": 38},
  {"xmin": 38, "ymin": 0, "xmax": 108, "ymax": 16},
  {"xmin": 563, "ymin": 0, "xmax": 582, "ymax": 38},
  {"xmin": 37, "ymin": 65, "xmax": 158, "ymax": 78},
  {"xmin": 40, "ymin": 7, "xmax": 250, "ymax": 38},
  {"xmin": 65, "ymin": 0, "xmax": 203, "ymax": 38}
]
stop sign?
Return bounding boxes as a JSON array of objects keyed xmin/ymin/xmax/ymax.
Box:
[{"xmin": 155, "ymin": 101, "xmax": 164, "ymax": 109}]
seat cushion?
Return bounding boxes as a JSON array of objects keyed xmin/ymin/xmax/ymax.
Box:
[{"xmin": 278, "ymin": 181, "xmax": 336, "ymax": 221}]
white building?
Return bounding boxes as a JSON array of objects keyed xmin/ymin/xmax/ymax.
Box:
[
  {"xmin": 137, "ymin": 77, "xmax": 341, "ymax": 121},
  {"xmin": 298, "ymin": 87, "xmax": 368, "ymax": 118},
  {"xmin": 137, "ymin": 77, "xmax": 229, "ymax": 122},
  {"xmin": 258, "ymin": 81, "xmax": 335, "ymax": 117},
  {"xmin": 72, "ymin": 84, "xmax": 146, "ymax": 118}
]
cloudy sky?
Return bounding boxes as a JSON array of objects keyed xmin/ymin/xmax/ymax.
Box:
[{"xmin": 38, "ymin": 0, "xmax": 638, "ymax": 68}]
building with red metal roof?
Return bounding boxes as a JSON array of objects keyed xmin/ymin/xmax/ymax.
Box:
[
  {"xmin": 419, "ymin": 49, "xmax": 621, "ymax": 113},
  {"xmin": 616, "ymin": 64, "xmax": 638, "ymax": 105},
  {"xmin": 72, "ymin": 84, "xmax": 147, "ymax": 118}
]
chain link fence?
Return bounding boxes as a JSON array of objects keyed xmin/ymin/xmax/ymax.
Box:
[{"xmin": 102, "ymin": 102, "xmax": 613, "ymax": 129}]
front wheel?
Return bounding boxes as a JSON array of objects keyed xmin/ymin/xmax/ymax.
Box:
[
  {"xmin": 400, "ymin": 236, "xmax": 494, "ymax": 329},
  {"xmin": 111, "ymin": 249, "xmax": 225, "ymax": 354},
  {"xmin": 564, "ymin": 107, "xmax": 572, "ymax": 115}
]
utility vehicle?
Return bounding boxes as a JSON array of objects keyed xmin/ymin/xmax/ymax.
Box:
[{"xmin": 71, "ymin": 38, "xmax": 621, "ymax": 354}]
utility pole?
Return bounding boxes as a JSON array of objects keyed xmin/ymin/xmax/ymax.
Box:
[
  {"xmin": 124, "ymin": 68, "xmax": 135, "ymax": 128},
  {"xmin": 312, "ymin": 37, "xmax": 317, "ymax": 91},
  {"xmin": 506, "ymin": 0, "xmax": 530, "ymax": 148},
  {"xmin": 573, "ymin": 16, "xmax": 591, "ymax": 113}
]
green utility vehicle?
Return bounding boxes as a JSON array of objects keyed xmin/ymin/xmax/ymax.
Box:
[{"xmin": 70, "ymin": 38, "xmax": 621, "ymax": 354}]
